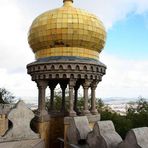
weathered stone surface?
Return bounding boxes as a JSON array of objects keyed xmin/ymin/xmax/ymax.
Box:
[
  {"xmin": 119, "ymin": 127, "xmax": 148, "ymax": 148},
  {"xmin": 0, "ymin": 139, "xmax": 45, "ymax": 148},
  {"xmin": 74, "ymin": 116, "xmax": 92, "ymax": 140},
  {"xmin": 87, "ymin": 120, "xmax": 122, "ymax": 148},
  {"xmin": 0, "ymin": 104, "xmax": 14, "ymax": 114},
  {"xmin": 0, "ymin": 115, "xmax": 8, "ymax": 136},
  {"xmin": 0, "ymin": 100, "xmax": 39, "ymax": 142},
  {"xmin": 67, "ymin": 116, "xmax": 92, "ymax": 144}
]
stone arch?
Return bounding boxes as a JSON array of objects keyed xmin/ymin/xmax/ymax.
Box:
[
  {"xmin": 68, "ymin": 65, "xmax": 72, "ymax": 70},
  {"xmin": 51, "ymin": 65, "xmax": 55, "ymax": 70},
  {"xmin": 44, "ymin": 65, "xmax": 47, "ymax": 70},
  {"xmin": 63, "ymin": 74, "xmax": 67, "ymax": 78},
  {"xmin": 91, "ymin": 66, "xmax": 93, "ymax": 72},
  {"xmin": 38, "ymin": 66, "xmax": 41, "ymax": 70},
  {"xmin": 43, "ymin": 75, "xmax": 46, "ymax": 79},
  {"xmin": 90, "ymin": 75, "xmax": 93, "ymax": 79},
  {"xmin": 76, "ymin": 65, "xmax": 80, "ymax": 70},
  {"xmin": 100, "ymin": 68, "xmax": 103, "ymax": 73},
  {"xmin": 70, "ymin": 74, "xmax": 74, "ymax": 79},
  {"xmin": 59, "ymin": 65, "xmax": 63, "ymax": 70},
  {"xmin": 96, "ymin": 67, "xmax": 99, "ymax": 72},
  {"xmin": 85, "ymin": 75, "xmax": 88, "ymax": 79},
  {"xmin": 83, "ymin": 65, "xmax": 87, "ymax": 71},
  {"xmin": 99, "ymin": 76, "xmax": 102, "ymax": 81},
  {"xmin": 49, "ymin": 74, "xmax": 52, "ymax": 79},
  {"xmin": 77, "ymin": 74, "xmax": 81, "ymax": 79},
  {"xmin": 56, "ymin": 74, "xmax": 59, "ymax": 78}
]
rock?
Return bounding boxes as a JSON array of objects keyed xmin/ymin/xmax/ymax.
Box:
[
  {"xmin": 87, "ymin": 120, "xmax": 122, "ymax": 148},
  {"xmin": 0, "ymin": 100, "xmax": 39, "ymax": 142},
  {"xmin": 119, "ymin": 127, "xmax": 148, "ymax": 148}
]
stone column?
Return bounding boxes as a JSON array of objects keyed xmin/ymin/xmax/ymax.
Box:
[
  {"xmin": 36, "ymin": 80, "xmax": 48, "ymax": 120},
  {"xmin": 82, "ymin": 80, "xmax": 91, "ymax": 115},
  {"xmin": 91, "ymin": 81, "xmax": 98, "ymax": 115},
  {"xmin": 69, "ymin": 79, "xmax": 76, "ymax": 117},
  {"xmin": 49, "ymin": 83, "xmax": 57, "ymax": 112},
  {"xmin": 60, "ymin": 83, "xmax": 67, "ymax": 112},
  {"xmin": 74, "ymin": 84, "xmax": 80, "ymax": 113}
]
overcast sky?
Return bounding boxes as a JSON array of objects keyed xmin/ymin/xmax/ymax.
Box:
[{"xmin": 0, "ymin": 0, "xmax": 148, "ymax": 101}]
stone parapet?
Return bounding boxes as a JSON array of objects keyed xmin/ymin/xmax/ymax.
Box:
[
  {"xmin": 87, "ymin": 120, "xmax": 122, "ymax": 148},
  {"xmin": 64, "ymin": 115, "xmax": 100, "ymax": 147},
  {"xmin": 119, "ymin": 127, "xmax": 148, "ymax": 148}
]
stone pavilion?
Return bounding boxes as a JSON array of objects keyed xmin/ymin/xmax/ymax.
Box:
[{"xmin": 27, "ymin": 0, "xmax": 106, "ymax": 147}]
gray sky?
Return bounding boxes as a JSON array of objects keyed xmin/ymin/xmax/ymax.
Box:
[{"xmin": 0, "ymin": 0, "xmax": 148, "ymax": 100}]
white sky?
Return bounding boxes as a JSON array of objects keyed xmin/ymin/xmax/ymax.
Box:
[{"xmin": 0, "ymin": 0, "xmax": 148, "ymax": 100}]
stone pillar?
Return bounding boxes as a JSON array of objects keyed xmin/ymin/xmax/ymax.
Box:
[
  {"xmin": 74, "ymin": 84, "xmax": 80, "ymax": 113},
  {"xmin": 69, "ymin": 79, "xmax": 76, "ymax": 117},
  {"xmin": 49, "ymin": 83, "xmax": 57, "ymax": 112},
  {"xmin": 60, "ymin": 83, "xmax": 67, "ymax": 112},
  {"xmin": 82, "ymin": 80, "xmax": 91, "ymax": 115},
  {"xmin": 90, "ymin": 81, "xmax": 98, "ymax": 115},
  {"xmin": 34, "ymin": 80, "xmax": 50, "ymax": 148},
  {"xmin": 36, "ymin": 80, "xmax": 48, "ymax": 120}
]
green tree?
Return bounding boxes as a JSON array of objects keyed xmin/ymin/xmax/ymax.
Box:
[
  {"xmin": 126, "ymin": 97, "xmax": 148, "ymax": 128},
  {"xmin": 0, "ymin": 88, "xmax": 15, "ymax": 104},
  {"xmin": 46, "ymin": 92, "xmax": 148, "ymax": 139}
]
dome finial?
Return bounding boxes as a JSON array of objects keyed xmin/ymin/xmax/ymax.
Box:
[{"xmin": 63, "ymin": 0, "xmax": 73, "ymax": 3}]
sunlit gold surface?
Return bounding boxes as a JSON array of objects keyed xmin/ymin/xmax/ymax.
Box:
[
  {"xmin": 28, "ymin": 1, "xmax": 106, "ymax": 60},
  {"xmin": 35, "ymin": 47, "xmax": 99, "ymax": 60}
]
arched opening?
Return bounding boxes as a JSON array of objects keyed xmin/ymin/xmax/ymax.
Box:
[
  {"xmin": 59, "ymin": 65, "xmax": 63, "ymax": 70},
  {"xmin": 68, "ymin": 65, "xmax": 72, "ymax": 70},
  {"xmin": 76, "ymin": 65, "xmax": 80, "ymax": 70},
  {"xmin": 83, "ymin": 66, "xmax": 87, "ymax": 71}
]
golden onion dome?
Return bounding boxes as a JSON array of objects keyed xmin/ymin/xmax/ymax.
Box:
[{"xmin": 28, "ymin": 0, "xmax": 106, "ymax": 60}]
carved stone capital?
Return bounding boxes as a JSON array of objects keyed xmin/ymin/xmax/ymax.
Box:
[
  {"xmin": 83, "ymin": 80, "xmax": 92, "ymax": 89},
  {"xmin": 91, "ymin": 80, "xmax": 99, "ymax": 90},
  {"xmin": 69, "ymin": 79, "xmax": 76, "ymax": 89},
  {"xmin": 36, "ymin": 80, "xmax": 48, "ymax": 89}
]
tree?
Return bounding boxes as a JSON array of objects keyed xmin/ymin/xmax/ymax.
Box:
[
  {"xmin": 0, "ymin": 88, "xmax": 15, "ymax": 104},
  {"xmin": 45, "ymin": 91, "xmax": 148, "ymax": 139},
  {"xmin": 126, "ymin": 97, "xmax": 148, "ymax": 128}
]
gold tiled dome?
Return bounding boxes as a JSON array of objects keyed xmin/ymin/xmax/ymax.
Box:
[{"xmin": 28, "ymin": 0, "xmax": 106, "ymax": 60}]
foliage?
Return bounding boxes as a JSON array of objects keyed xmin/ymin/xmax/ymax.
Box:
[
  {"xmin": 46, "ymin": 89, "xmax": 90, "ymax": 113},
  {"xmin": 126, "ymin": 98, "xmax": 148, "ymax": 128},
  {"xmin": 100, "ymin": 109, "xmax": 132, "ymax": 139},
  {"xmin": 100, "ymin": 97, "xmax": 148, "ymax": 139},
  {"xmin": 0, "ymin": 88, "xmax": 15, "ymax": 104},
  {"xmin": 46, "ymin": 91, "xmax": 148, "ymax": 139}
]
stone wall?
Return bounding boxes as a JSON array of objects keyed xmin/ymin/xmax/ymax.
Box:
[
  {"xmin": 33, "ymin": 115, "xmax": 64, "ymax": 148},
  {"xmin": 0, "ymin": 115, "xmax": 8, "ymax": 136},
  {"xmin": 0, "ymin": 104, "xmax": 13, "ymax": 136}
]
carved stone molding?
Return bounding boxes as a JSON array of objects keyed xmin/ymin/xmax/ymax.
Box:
[{"xmin": 27, "ymin": 61, "xmax": 106, "ymax": 82}]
